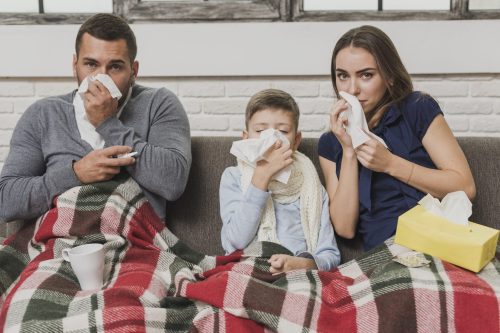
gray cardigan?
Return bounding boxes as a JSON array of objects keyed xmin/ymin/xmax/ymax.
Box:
[{"xmin": 0, "ymin": 85, "xmax": 191, "ymax": 221}]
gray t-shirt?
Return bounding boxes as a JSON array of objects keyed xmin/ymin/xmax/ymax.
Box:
[{"xmin": 0, "ymin": 84, "xmax": 191, "ymax": 221}]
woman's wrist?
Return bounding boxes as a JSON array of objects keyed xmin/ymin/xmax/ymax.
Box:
[
  {"xmin": 387, "ymin": 155, "xmax": 412, "ymax": 182},
  {"xmin": 342, "ymin": 147, "xmax": 356, "ymax": 160}
]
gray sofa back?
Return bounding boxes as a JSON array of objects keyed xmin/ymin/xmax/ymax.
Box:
[
  {"xmin": 1, "ymin": 137, "xmax": 498, "ymax": 264},
  {"xmin": 166, "ymin": 137, "xmax": 500, "ymax": 263}
]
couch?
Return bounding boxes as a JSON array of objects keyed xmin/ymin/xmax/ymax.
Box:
[
  {"xmin": 1, "ymin": 137, "xmax": 499, "ymax": 263},
  {"xmin": 167, "ymin": 136, "xmax": 500, "ymax": 262}
]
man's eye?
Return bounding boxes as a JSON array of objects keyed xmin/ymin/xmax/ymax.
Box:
[{"xmin": 85, "ymin": 62, "xmax": 97, "ymax": 68}]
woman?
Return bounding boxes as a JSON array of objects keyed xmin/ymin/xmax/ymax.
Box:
[{"xmin": 318, "ymin": 25, "xmax": 476, "ymax": 251}]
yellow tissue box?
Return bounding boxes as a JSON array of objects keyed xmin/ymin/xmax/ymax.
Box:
[{"xmin": 395, "ymin": 205, "xmax": 499, "ymax": 272}]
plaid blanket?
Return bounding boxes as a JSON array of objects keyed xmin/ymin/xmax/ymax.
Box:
[{"xmin": 0, "ymin": 175, "xmax": 499, "ymax": 333}]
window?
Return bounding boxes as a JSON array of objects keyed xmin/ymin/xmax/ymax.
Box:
[
  {"xmin": 304, "ymin": 0, "xmax": 450, "ymax": 11},
  {"xmin": 0, "ymin": 0, "xmax": 38, "ymax": 13},
  {"xmin": 0, "ymin": 0, "xmax": 281, "ymax": 23},
  {"xmin": 295, "ymin": 0, "xmax": 500, "ymax": 20},
  {"xmin": 469, "ymin": 0, "xmax": 500, "ymax": 10},
  {"xmin": 0, "ymin": 0, "xmax": 112, "ymax": 13},
  {"xmin": 0, "ymin": 0, "xmax": 499, "ymax": 23}
]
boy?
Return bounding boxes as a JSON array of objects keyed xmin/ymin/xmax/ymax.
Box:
[{"xmin": 219, "ymin": 89, "xmax": 341, "ymax": 273}]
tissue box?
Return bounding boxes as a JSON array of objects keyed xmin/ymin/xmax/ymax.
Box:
[{"xmin": 395, "ymin": 205, "xmax": 499, "ymax": 272}]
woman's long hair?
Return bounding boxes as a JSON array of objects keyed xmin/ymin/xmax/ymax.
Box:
[{"xmin": 331, "ymin": 25, "xmax": 413, "ymax": 128}]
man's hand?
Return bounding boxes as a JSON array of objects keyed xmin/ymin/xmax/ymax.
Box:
[
  {"xmin": 251, "ymin": 140, "xmax": 293, "ymax": 191},
  {"xmin": 268, "ymin": 254, "xmax": 317, "ymax": 275},
  {"xmin": 73, "ymin": 146, "xmax": 135, "ymax": 184},
  {"xmin": 83, "ymin": 80, "xmax": 119, "ymax": 127}
]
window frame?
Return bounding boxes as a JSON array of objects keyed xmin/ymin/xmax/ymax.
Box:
[
  {"xmin": 0, "ymin": 0, "xmax": 499, "ymax": 24},
  {"xmin": 292, "ymin": 0, "xmax": 500, "ymax": 21},
  {"xmin": 0, "ymin": 0, "xmax": 285, "ymax": 24}
]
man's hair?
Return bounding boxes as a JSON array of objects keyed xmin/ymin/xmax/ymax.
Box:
[
  {"xmin": 245, "ymin": 89, "xmax": 300, "ymax": 131},
  {"xmin": 75, "ymin": 13, "xmax": 137, "ymax": 62}
]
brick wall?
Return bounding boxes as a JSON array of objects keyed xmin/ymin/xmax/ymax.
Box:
[{"xmin": 1, "ymin": 74, "xmax": 500, "ymax": 171}]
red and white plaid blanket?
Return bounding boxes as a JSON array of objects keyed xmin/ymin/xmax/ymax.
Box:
[{"xmin": 0, "ymin": 175, "xmax": 499, "ymax": 332}]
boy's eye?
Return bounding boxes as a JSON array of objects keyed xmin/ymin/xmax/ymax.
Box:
[{"xmin": 279, "ymin": 130, "xmax": 289, "ymax": 134}]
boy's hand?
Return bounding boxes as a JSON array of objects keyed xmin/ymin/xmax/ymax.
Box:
[
  {"xmin": 268, "ymin": 254, "xmax": 317, "ymax": 275},
  {"xmin": 251, "ymin": 140, "xmax": 293, "ymax": 191}
]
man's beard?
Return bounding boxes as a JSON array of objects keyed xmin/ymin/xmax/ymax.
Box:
[{"xmin": 117, "ymin": 83, "xmax": 133, "ymax": 107}]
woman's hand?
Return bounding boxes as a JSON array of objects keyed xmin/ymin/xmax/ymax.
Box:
[
  {"xmin": 355, "ymin": 138, "xmax": 395, "ymax": 173},
  {"xmin": 330, "ymin": 100, "xmax": 354, "ymax": 152}
]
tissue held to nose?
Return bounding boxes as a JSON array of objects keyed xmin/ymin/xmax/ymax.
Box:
[
  {"xmin": 339, "ymin": 91, "xmax": 387, "ymax": 149},
  {"xmin": 230, "ymin": 128, "xmax": 292, "ymax": 184},
  {"xmin": 78, "ymin": 73, "xmax": 122, "ymax": 99}
]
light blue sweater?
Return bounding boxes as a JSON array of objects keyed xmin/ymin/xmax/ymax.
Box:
[
  {"xmin": 219, "ymin": 166, "xmax": 341, "ymax": 271},
  {"xmin": 0, "ymin": 85, "xmax": 191, "ymax": 221}
]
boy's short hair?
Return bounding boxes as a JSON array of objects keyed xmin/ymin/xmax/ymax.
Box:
[
  {"xmin": 245, "ymin": 89, "xmax": 300, "ymax": 131},
  {"xmin": 75, "ymin": 13, "xmax": 137, "ymax": 63}
]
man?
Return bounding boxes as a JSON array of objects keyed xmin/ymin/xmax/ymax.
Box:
[{"xmin": 0, "ymin": 14, "xmax": 191, "ymax": 222}]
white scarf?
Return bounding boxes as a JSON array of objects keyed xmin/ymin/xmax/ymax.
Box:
[{"xmin": 238, "ymin": 151, "xmax": 323, "ymax": 252}]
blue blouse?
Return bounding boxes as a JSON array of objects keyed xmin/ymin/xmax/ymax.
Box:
[{"xmin": 318, "ymin": 92, "xmax": 443, "ymax": 250}]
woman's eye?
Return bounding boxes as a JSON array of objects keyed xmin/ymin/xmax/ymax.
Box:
[
  {"xmin": 337, "ymin": 73, "xmax": 348, "ymax": 80},
  {"xmin": 361, "ymin": 72, "xmax": 373, "ymax": 79}
]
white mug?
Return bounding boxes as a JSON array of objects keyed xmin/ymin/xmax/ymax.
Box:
[{"xmin": 62, "ymin": 243, "xmax": 104, "ymax": 291}]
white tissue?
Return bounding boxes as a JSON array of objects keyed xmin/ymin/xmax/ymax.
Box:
[
  {"xmin": 78, "ymin": 74, "xmax": 122, "ymax": 99},
  {"xmin": 418, "ymin": 191, "xmax": 472, "ymax": 226},
  {"xmin": 230, "ymin": 128, "xmax": 292, "ymax": 184},
  {"xmin": 73, "ymin": 74, "xmax": 125, "ymax": 150},
  {"xmin": 339, "ymin": 91, "xmax": 387, "ymax": 149}
]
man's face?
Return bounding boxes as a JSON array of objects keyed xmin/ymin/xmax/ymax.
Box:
[
  {"xmin": 73, "ymin": 33, "xmax": 139, "ymax": 105},
  {"xmin": 243, "ymin": 108, "xmax": 302, "ymax": 151}
]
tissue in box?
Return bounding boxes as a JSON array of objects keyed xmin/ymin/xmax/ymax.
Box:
[{"xmin": 395, "ymin": 205, "xmax": 499, "ymax": 272}]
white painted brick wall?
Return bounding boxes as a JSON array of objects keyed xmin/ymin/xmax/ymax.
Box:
[
  {"xmin": 1, "ymin": 74, "xmax": 500, "ymax": 171},
  {"xmin": 226, "ymin": 80, "xmax": 271, "ymax": 97},
  {"xmin": 0, "ymin": 81, "xmax": 34, "ymax": 97},
  {"xmin": 470, "ymin": 81, "xmax": 500, "ymax": 97}
]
